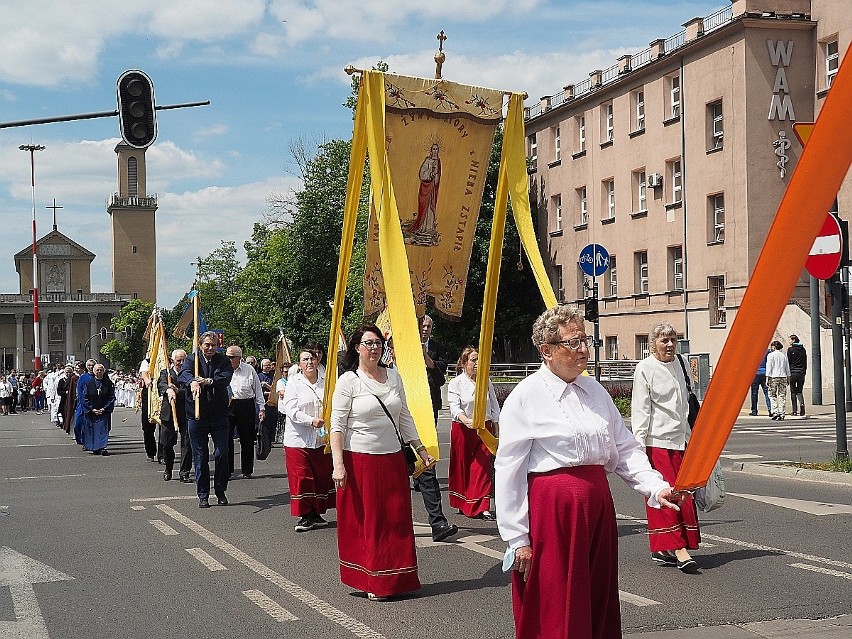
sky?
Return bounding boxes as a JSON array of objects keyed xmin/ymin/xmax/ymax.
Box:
[{"xmin": 0, "ymin": 0, "xmax": 722, "ymax": 309}]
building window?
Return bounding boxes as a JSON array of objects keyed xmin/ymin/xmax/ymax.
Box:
[
  {"xmin": 528, "ymin": 133, "xmax": 537, "ymax": 162},
  {"xmin": 128, "ymin": 156, "xmax": 138, "ymax": 197},
  {"xmin": 608, "ymin": 255, "xmax": 617, "ymax": 297},
  {"xmin": 667, "ymin": 158, "xmax": 682, "ymax": 204},
  {"xmin": 606, "ymin": 336, "xmax": 619, "ymax": 360},
  {"xmin": 668, "ymin": 245, "xmax": 683, "ymax": 291},
  {"xmin": 632, "ymin": 89, "xmax": 645, "ymax": 132},
  {"xmin": 636, "ymin": 334, "xmax": 649, "ymax": 359},
  {"xmin": 132, "ymin": 245, "xmax": 138, "ymax": 254},
  {"xmin": 632, "ymin": 169, "xmax": 647, "ymax": 213},
  {"xmin": 708, "ymin": 193, "xmax": 725, "ymax": 243},
  {"xmin": 603, "ymin": 179, "xmax": 615, "ymax": 219},
  {"xmin": 554, "ymin": 126, "xmax": 561, "ymax": 161},
  {"xmin": 557, "ymin": 266, "xmax": 564, "ymax": 302},
  {"xmin": 553, "ymin": 194, "xmax": 562, "ymax": 231},
  {"xmin": 708, "ymin": 100, "xmax": 723, "ymax": 150},
  {"xmin": 709, "ymin": 275, "xmax": 726, "ymax": 326},
  {"xmin": 826, "ymin": 39, "xmax": 839, "ymax": 88},
  {"xmin": 577, "ymin": 115, "xmax": 586, "ymax": 152},
  {"xmin": 669, "ymin": 75, "xmax": 680, "ymax": 119},
  {"xmin": 602, "ymin": 102, "xmax": 614, "ymax": 142},
  {"xmin": 634, "ymin": 250, "xmax": 648, "ymax": 295},
  {"xmin": 578, "ymin": 186, "xmax": 588, "ymax": 225}
]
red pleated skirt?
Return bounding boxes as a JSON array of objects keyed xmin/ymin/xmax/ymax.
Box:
[
  {"xmin": 449, "ymin": 420, "xmax": 494, "ymax": 517},
  {"xmin": 284, "ymin": 446, "xmax": 336, "ymax": 517},
  {"xmin": 512, "ymin": 465, "xmax": 621, "ymax": 639},
  {"xmin": 644, "ymin": 447, "xmax": 700, "ymax": 551},
  {"xmin": 337, "ymin": 450, "xmax": 420, "ymax": 597}
]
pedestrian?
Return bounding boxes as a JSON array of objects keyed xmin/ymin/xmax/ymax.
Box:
[
  {"xmin": 225, "ymin": 345, "xmax": 266, "ymax": 479},
  {"xmin": 157, "ymin": 349, "xmax": 193, "ymax": 482},
  {"xmin": 766, "ymin": 340, "xmax": 790, "ymax": 420},
  {"xmin": 330, "ymin": 324, "xmax": 435, "ymax": 601},
  {"xmin": 56, "ymin": 366, "xmax": 75, "ymax": 429},
  {"xmin": 8, "ymin": 370, "xmax": 18, "ymax": 413},
  {"xmin": 138, "ymin": 356, "xmax": 160, "ymax": 463},
  {"xmin": 73, "ymin": 360, "xmax": 96, "ymax": 444},
  {"xmin": 274, "ymin": 362, "xmax": 290, "ymax": 444},
  {"xmin": 81, "ymin": 364, "xmax": 115, "ymax": 456},
  {"xmin": 32, "ymin": 371, "xmax": 46, "ymax": 414},
  {"xmin": 495, "ymin": 305, "xmax": 679, "ymax": 639},
  {"xmin": 447, "ymin": 346, "xmax": 500, "ymax": 520},
  {"xmin": 631, "ymin": 323, "xmax": 701, "ymax": 572},
  {"xmin": 44, "ymin": 364, "xmax": 62, "ymax": 425},
  {"xmin": 749, "ymin": 348, "xmax": 772, "ymax": 416},
  {"xmin": 283, "ymin": 347, "xmax": 335, "ymax": 531},
  {"xmin": 787, "ymin": 334, "xmax": 807, "ymax": 416},
  {"xmin": 414, "ymin": 314, "xmax": 459, "ymax": 543},
  {"xmin": 0, "ymin": 375, "xmax": 11, "ymax": 415},
  {"xmin": 179, "ymin": 331, "xmax": 234, "ymax": 508}
]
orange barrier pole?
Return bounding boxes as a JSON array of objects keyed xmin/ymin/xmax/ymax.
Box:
[{"xmin": 675, "ymin": 45, "xmax": 852, "ymax": 491}]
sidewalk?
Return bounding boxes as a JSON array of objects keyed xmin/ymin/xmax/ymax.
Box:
[{"xmin": 625, "ymin": 615, "xmax": 852, "ymax": 638}]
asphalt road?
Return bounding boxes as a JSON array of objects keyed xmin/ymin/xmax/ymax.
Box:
[{"xmin": 1, "ymin": 406, "xmax": 849, "ymax": 639}]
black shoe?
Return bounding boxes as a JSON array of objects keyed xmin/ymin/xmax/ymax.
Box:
[
  {"xmin": 310, "ymin": 513, "xmax": 329, "ymax": 528},
  {"xmin": 98, "ymin": 449, "xmax": 110, "ymax": 456},
  {"xmin": 651, "ymin": 551, "xmax": 678, "ymax": 566},
  {"xmin": 199, "ymin": 498, "xmax": 210, "ymax": 508},
  {"xmin": 163, "ymin": 471, "xmax": 172, "ymax": 481},
  {"xmin": 677, "ymin": 558, "xmax": 699, "ymax": 573},
  {"xmin": 479, "ymin": 511, "xmax": 496, "ymax": 521},
  {"xmin": 242, "ymin": 473, "xmax": 253, "ymax": 479},
  {"xmin": 146, "ymin": 456, "xmax": 156, "ymax": 463},
  {"xmin": 216, "ymin": 494, "xmax": 228, "ymax": 506},
  {"xmin": 800, "ymin": 409, "xmax": 806, "ymax": 416},
  {"xmin": 179, "ymin": 473, "xmax": 193, "ymax": 483},
  {"xmin": 432, "ymin": 524, "xmax": 459, "ymax": 542},
  {"xmin": 295, "ymin": 516, "xmax": 315, "ymax": 532},
  {"xmin": 748, "ymin": 411, "xmax": 758, "ymax": 416}
]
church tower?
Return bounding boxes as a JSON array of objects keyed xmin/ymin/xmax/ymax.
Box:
[{"xmin": 108, "ymin": 144, "xmax": 157, "ymax": 302}]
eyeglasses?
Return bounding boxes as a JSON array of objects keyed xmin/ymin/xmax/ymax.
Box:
[
  {"xmin": 227, "ymin": 355, "xmax": 241, "ymax": 359},
  {"xmin": 360, "ymin": 340, "xmax": 383, "ymax": 349},
  {"xmin": 549, "ymin": 336, "xmax": 591, "ymax": 350}
]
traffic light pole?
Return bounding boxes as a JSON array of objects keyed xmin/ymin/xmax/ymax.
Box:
[
  {"xmin": 0, "ymin": 101, "xmax": 209, "ymax": 130},
  {"xmin": 592, "ymin": 282, "xmax": 601, "ymax": 382},
  {"xmin": 829, "ymin": 274, "xmax": 849, "ymax": 460}
]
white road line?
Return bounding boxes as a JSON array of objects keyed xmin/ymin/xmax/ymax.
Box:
[
  {"xmin": 27, "ymin": 456, "xmax": 79, "ymax": 460},
  {"xmin": 619, "ymin": 591, "xmax": 661, "ymax": 606},
  {"xmin": 186, "ymin": 547, "xmax": 227, "ymax": 571},
  {"xmin": 789, "ymin": 563, "xmax": 852, "ymax": 580},
  {"xmin": 130, "ymin": 495, "xmax": 198, "ymax": 503},
  {"xmin": 243, "ymin": 589, "xmax": 298, "ymax": 622},
  {"xmin": 788, "ymin": 435, "xmax": 816, "ymax": 439},
  {"xmin": 149, "ymin": 520, "xmax": 179, "ymax": 536},
  {"xmin": 157, "ymin": 504, "xmax": 384, "ymax": 639},
  {"xmin": 16, "ymin": 443, "xmax": 75, "ymax": 447},
  {"xmin": 8, "ymin": 474, "xmax": 86, "ymax": 480},
  {"xmin": 720, "ymin": 454, "xmax": 763, "ymax": 460},
  {"xmin": 131, "ymin": 506, "xmax": 146, "ymax": 511}
]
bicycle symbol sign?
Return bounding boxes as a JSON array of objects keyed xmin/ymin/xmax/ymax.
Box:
[{"xmin": 578, "ymin": 244, "xmax": 610, "ymax": 277}]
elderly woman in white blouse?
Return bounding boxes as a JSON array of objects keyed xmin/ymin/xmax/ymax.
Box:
[
  {"xmin": 495, "ymin": 305, "xmax": 680, "ymax": 639},
  {"xmin": 330, "ymin": 324, "xmax": 435, "ymax": 601},
  {"xmin": 447, "ymin": 346, "xmax": 500, "ymax": 520},
  {"xmin": 632, "ymin": 323, "xmax": 700, "ymax": 572},
  {"xmin": 282, "ymin": 347, "xmax": 334, "ymax": 533}
]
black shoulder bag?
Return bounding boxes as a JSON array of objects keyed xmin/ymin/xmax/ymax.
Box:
[
  {"xmin": 373, "ymin": 394, "xmax": 418, "ymax": 475},
  {"xmin": 677, "ymin": 355, "xmax": 701, "ymax": 429}
]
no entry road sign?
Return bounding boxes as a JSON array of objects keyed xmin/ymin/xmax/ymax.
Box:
[{"xmin": 805, "ymin": 214, "xmax": 843, "ymax": 280}]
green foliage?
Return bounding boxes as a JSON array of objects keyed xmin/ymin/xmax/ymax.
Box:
[
  {"xmin": 101, "ymin": 299, "xmax": 154, "ymax": 370},
  {"xmin": 613, "ymin": 397, "xmax": 631, "ymax": 417}
]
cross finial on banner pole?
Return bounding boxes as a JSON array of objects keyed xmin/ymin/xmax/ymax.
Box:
[{"xmin": 435, "ymin": 30, "xmax": 447, "ymax": 79}]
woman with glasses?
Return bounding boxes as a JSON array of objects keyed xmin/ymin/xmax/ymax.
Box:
[
  {"xmin": 495, "ymin": 306, "xmax": 679, "ymax": 639},
  {"xmin": 330, "ymin": 324, "xmax": 434, "ymax": 601},
  {"xmin": 282, "ymin": 347, "xmax": 335, "ymax": 532},
  {"xmin": 447, "ymin": 346, "xmax": 500, "ymax": 520},
  {"xmin": 631, "ymin": 322, "xmax": 700, "ymax": 573}
]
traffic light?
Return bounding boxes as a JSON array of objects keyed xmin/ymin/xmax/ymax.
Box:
[
  {"xmin": 117, "ymin": 70, "xmax": 157, "ymax": 148},
  {"xmin": 100, "ymin": 327, "xmax": 108, "ymax": 341},
  {"xmin": 584, "ymin": 296, "xmax": 599, "ymax": 322}
]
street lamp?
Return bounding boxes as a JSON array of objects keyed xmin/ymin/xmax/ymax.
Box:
[{"xmin": 19, "ymin": 144, "xmax": 45, "ymax": 371}]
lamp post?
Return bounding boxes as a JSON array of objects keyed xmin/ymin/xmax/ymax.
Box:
[{"xmin": 20, "ymin": 144, "xmax": 45, "ymax": 371}]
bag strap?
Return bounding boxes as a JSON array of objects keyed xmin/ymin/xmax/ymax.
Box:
[
  {"xmin": 676, "ymin": 355, "xmax": 693, "ymax": 392},
  {"xmin": 372, "ymin": 392, "xmax": 407, "ymax": 447}
]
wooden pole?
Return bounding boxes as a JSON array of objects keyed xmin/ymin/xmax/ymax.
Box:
[{"xmin": 193, "ymin": 293, "xmax": 200, "ymax": 420}]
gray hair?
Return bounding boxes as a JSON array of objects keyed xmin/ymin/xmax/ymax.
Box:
[
  {"xmin": 171, "ymin": 349, "xmax": 187, "ymax": 360},
  {"xmin": 531, "ymin": 305, "xmax": 584, "ymax": 348},
  {"xmin": 199, "ymin": 331, "xmax": 219, "ymax": 345},
  {"xmin": 649, "ymin": 322, "xmax": 678, "ymax": 343},
  {"xmin": 226, "ymin": 345, "xmax": 243, "ymax": 357}
]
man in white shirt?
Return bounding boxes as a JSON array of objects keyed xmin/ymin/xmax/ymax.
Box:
[
  {"xmin": 43, "ymin": 363, "xmax": 61, "ymax": 426},
  {"xmin": 765, "ymin": 340, "xmax": 790, "ymax": 420},
  {"xmin": 226, "ymin": 345, "xmax": 266, "ymax": 478}
]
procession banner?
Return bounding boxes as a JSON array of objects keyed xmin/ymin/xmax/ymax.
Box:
[
  {"xmin": 675, "ymin": 44, "xmax": 852, "ymax": 491},
  {"xmin": 145, "ymin": 313, "xmax": 169, "ymax": 426},
  {"xmin": 363, "ymin": 73, "xmax": 503, "ymax": 319}
]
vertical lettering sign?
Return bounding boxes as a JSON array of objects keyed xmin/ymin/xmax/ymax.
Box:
[{"xmin": 768, "ymin": 40, "xmax": 796, "ymax": 178}]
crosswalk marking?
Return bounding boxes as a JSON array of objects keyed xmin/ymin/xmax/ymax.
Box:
[
  {"xmin": 243, "ymin": 589, "xmax": 298, "ymax": 622},
  {"xmin": 186, "ymin": 547, "xmax": 227, "ymax": 571},
  {"xmin": 149, "ymin": 519, "xmax": 179, "ymax": 535}
]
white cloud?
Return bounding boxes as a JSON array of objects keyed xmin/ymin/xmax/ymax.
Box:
[{"xmin": 193, "ymin": 123, "xmax": 230, "ymax": 138}]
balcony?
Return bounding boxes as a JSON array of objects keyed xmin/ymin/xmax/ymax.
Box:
[{"xmin": 107, "ymin": 193, "xmax": 158, "ymax": 209}]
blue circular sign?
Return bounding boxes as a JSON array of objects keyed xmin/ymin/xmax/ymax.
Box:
[{"xmin": 578, "ymin": 243, "xmax": 610, "ymax": 277}]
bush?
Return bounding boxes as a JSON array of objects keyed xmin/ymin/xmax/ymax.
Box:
[{"xmin": 613, "ymin": 397, "xmax": 631, "ymax": 417}]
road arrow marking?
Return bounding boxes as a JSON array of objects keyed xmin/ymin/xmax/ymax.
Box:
[
  {"xmin": 0, "ymin": 547, "xmax": 74, "ymax": 639},
  {"xmin": 728, "ymin": 493, "xmax": 852, "ymax": 515}
]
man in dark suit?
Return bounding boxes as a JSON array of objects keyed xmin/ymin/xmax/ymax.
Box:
[
  {"xmin": 417, "ymin": 314, "xmax": 458, "ymax": 542},
  {"xmin": 158, "ymin": 349, "xmax": 193, "ymax": 482},
  {"xmin": 178, "ymin": 331, "xmax": 234, "ymax": 508}
]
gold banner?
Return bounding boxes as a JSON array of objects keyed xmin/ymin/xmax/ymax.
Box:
[{"xmin": 364, "ymin": 73, "xmax": 503, "ymax": 318}]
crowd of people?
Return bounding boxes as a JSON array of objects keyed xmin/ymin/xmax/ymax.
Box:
[{"xmin": 6, "ymin": 306, "xmax": 739, "ymax": 638}]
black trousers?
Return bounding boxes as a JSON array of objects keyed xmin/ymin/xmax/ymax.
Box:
[
  {"xmin": 140, "ymin": 386, "xmax": 157, "ymax": 459},
  {"xmin": 160, "ymin": 419, "xmax": 192, "ymax": 476},
  {"xmin": 228, "ymin": 398, "xmax": 257, "ymax": 476},
  {"xmin": 413, "ymin": 408, "xmax": 449, "ymax": 531}
]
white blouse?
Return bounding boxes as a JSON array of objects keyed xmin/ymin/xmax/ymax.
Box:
[
  {"xmin": 276, "ymin": 377, "xmax": 288, "ymax": 413},
  {"xmin": 447, "ymin": 373, "xmax": 501, "ymax": 423},
  {"xmin": 282, "ymin": 370, "xmax": 326, "ymax": 449},
  {"xmin": 631, "ymin": 355, "xmax": 690, "ymax": 450},
  {"xmin": 494, "ymin": 364, "xmax": 670, "ymax": 550},
  {"xmin": 330, "ymin": 368, "xmax": 419, "ymax": 454}
]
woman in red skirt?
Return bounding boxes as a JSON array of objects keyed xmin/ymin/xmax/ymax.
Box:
[
  {"xmin": 447, "ymin": 346, "xmax": 500, "ymax": 520},
  {"xmin": 330, "ymin": 324, "xmax": 435, "ymax": 601},
  {"xmin": 282, "ymin": 347, "xmax": 335, "ymax": 532},
  {"xmin": 631, "ymin": 322, "xmax": 701, "ymax": 572}
]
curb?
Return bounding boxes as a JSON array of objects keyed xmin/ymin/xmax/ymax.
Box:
[{"xmin": 731, "ymin": 461, "xmax": 852, "ymax": 486}]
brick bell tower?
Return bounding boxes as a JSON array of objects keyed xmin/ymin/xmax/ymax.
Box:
[{"xmin": 108, "ymin": 144, "xmax": 157, "ymax": 302}]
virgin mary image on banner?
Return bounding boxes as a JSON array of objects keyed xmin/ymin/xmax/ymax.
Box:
[{"xmin": 404, "ymin": 142, "xmax": 442, "ymax": 246}]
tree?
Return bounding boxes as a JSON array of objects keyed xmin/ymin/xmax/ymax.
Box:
[{"xmin": 101, "ymin": 299, "xmax": 154, "ymax": 370}]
